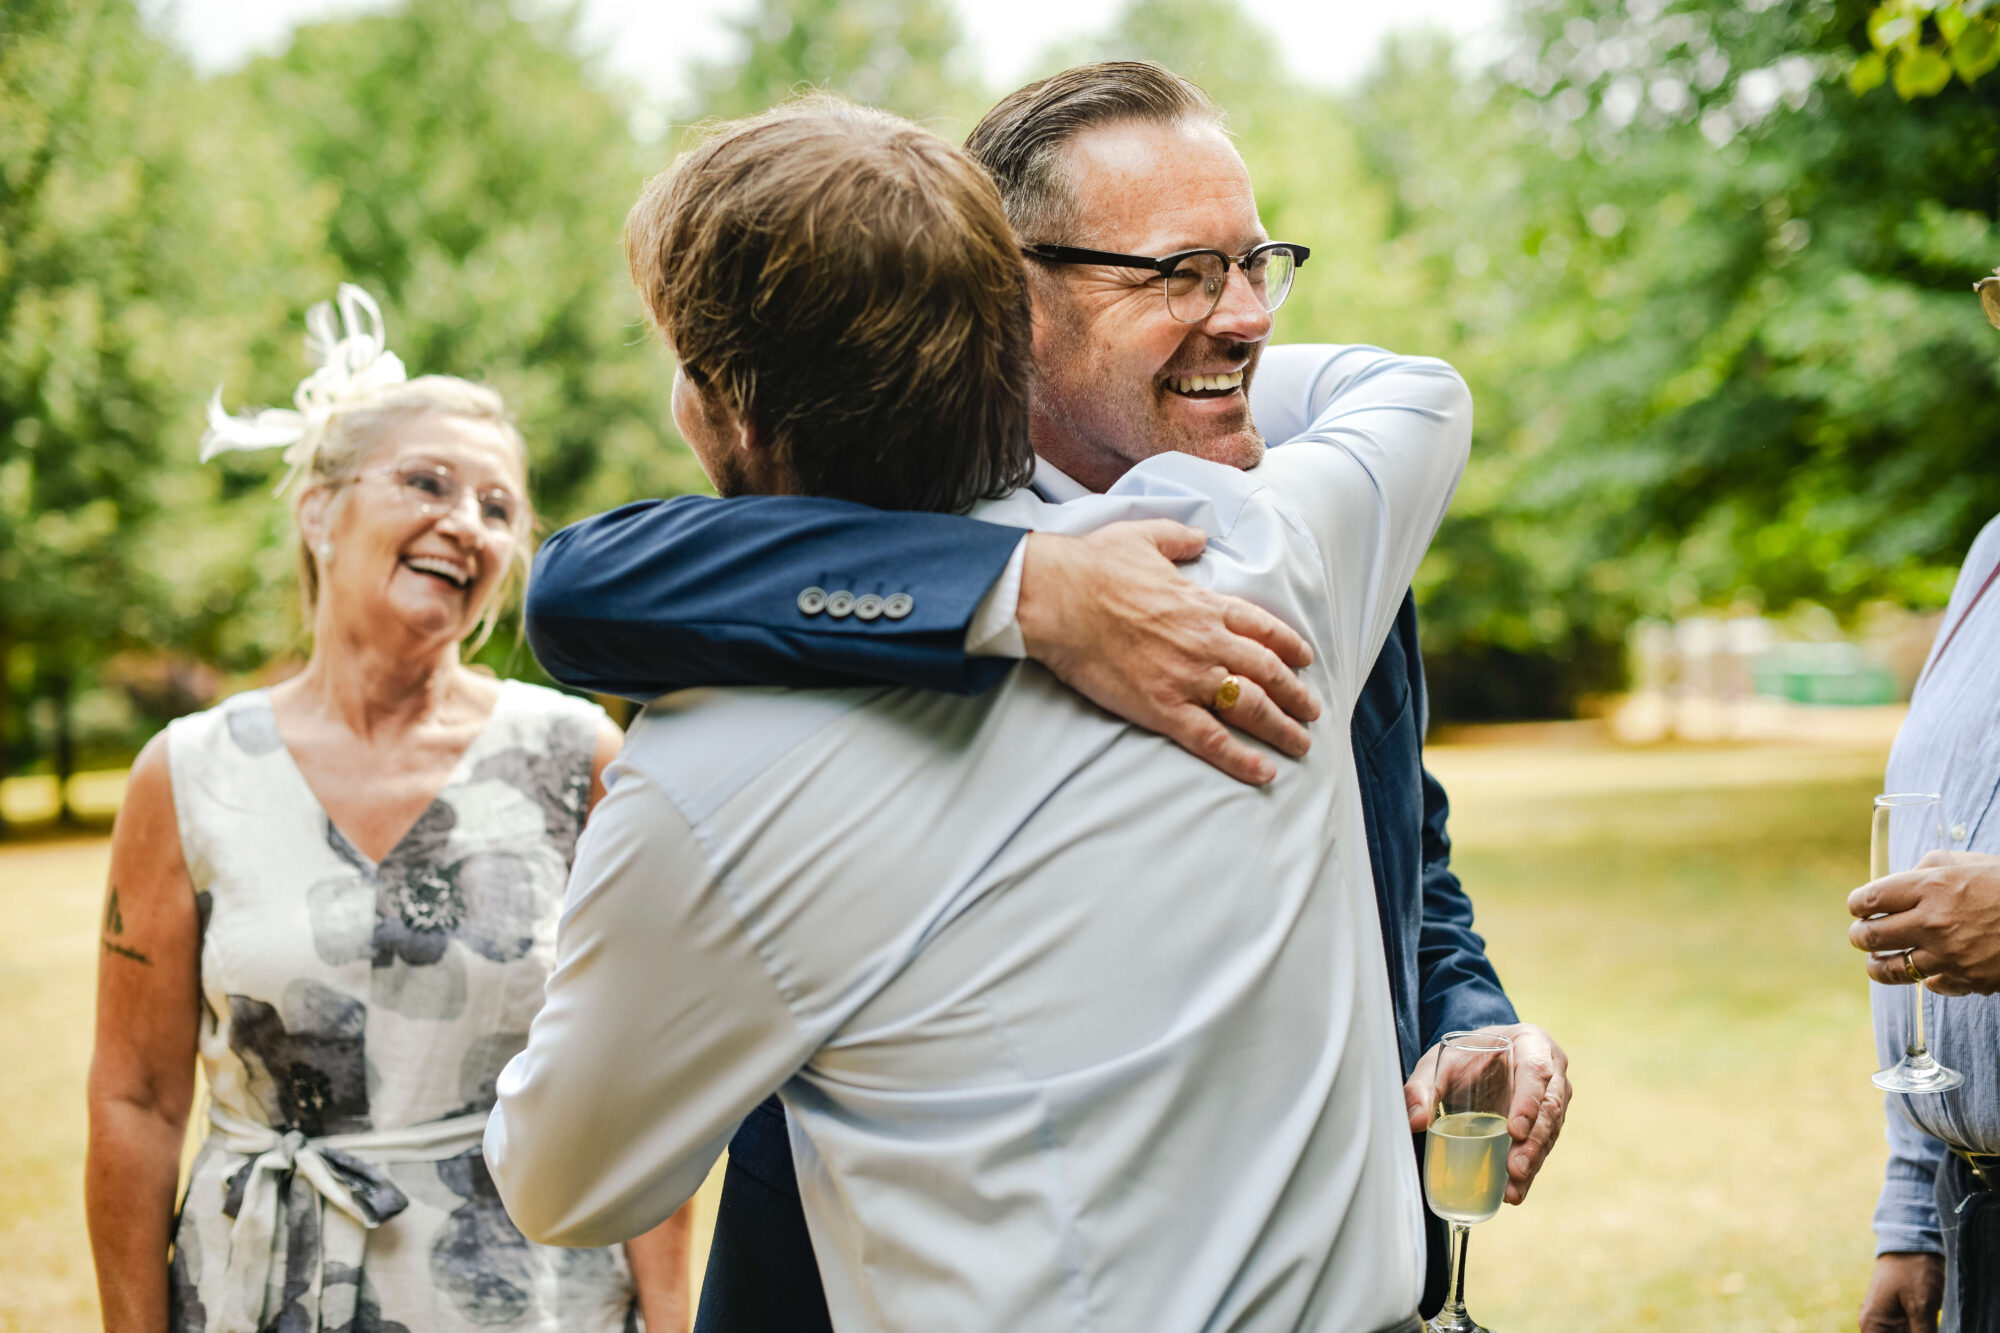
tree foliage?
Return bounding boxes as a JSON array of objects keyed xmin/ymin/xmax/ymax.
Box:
[
  {"xmin": 0, "ymin": 0, "xmax": 331, "ymax": 803},
  {"xmin": 6, "ymin": 0, "xmax": 1999, "ymax": 813},
  {"xmin": 1854, "ymin": 0, "xmax": 2000, "ymax": 98}
]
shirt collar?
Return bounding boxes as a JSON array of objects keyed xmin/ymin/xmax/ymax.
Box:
[{"xmin": 1031, "ymin": 455, "xmax": 1093, "ymax": 503}]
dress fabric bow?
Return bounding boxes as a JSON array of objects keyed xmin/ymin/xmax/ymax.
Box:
[{"xmin": 206, "ymin": 1103, "xmax": 488, "ymax": 1333}]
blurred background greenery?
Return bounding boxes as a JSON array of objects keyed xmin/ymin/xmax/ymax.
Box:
[{"xmin": 3, "ymin": 0, "xmax": 1998, "ymax": 825}]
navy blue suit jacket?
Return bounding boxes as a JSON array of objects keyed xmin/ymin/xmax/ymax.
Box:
[{"xmin": 526, "ymin": 494, "xmax": 1518, "ymax": 1326}]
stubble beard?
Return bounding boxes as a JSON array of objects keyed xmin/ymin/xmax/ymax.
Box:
[{"xmin": 1034, "ymin": 339, "xmax": 1267, "ymax": 487}]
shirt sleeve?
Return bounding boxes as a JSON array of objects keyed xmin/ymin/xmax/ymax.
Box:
[
  {"xmin": 1245, "ymin": 344, "xmax": 1473, "ymax": 698},
  {"xmin": 1415, "ymin": 757, "xmax": 1520, "ymax": 1045},
  {"xmin": 1874, "ymin": 1096, "xmax": 1947, "ymax": 1255},
  {"xmin": 964, "ymin": 535, "xmax": 1029, "ymax": 658},
  {"xmin": 484, "ymin": 769, "xmax": 815, "ymax": 1248}
]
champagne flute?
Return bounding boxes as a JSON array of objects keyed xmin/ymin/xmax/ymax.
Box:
[
  {"xmin": 1868, "ymin": 792, "xmax": 1964, "ymax": 1094},
  {"xmin": 1422, "ymin": 1031, "xmax": 1514, "ymax": 1333}
]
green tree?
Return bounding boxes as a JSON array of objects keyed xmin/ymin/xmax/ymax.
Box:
[
  {"xmin": 689, "ymin": 0, "xmax": 985, "ymax": 133},
  {"xmin": 1487, "ymin": 0, "xmax": 2000, "ymax": 635},
  {"xmin": 1301, "ymin": 0, "xmax": 2000, "ymax": 716},
  {"xmin": 0, "ymin": 0, "xmax": 330, "ymax": 821},
  {"xmin": 237, "ymin": 0, "xmax": 706, "ymax": 556},
  {"xmin": 1854, "ymin": 0, "xmax": 2000, "ymax": 98}
]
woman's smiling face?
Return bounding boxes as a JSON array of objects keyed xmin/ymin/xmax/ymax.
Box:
[{"xmin": 307, "ymin": 412, "xmax": 529, "ymax": 648}]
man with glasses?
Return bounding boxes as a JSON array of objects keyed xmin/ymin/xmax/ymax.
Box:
[{"xmin": 523, "ymin": 62, "xmax": 1568, "ymax": 1327}]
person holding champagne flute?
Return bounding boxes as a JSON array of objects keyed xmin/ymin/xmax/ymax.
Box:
[{"xmin": 1845, "ymin": 275, "xmax": 2000, "ymax": 1333}]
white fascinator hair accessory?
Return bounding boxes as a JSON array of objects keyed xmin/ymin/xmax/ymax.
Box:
[{"xmin": 200, "ymin": 283, "xmax": 409, "ymax": 492}]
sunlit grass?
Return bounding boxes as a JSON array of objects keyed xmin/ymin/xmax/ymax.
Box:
[
  {"xmin": 1437, "ymin": 741, "xmax": 1889, "ymax": 1331},
  {"xmin": 0, "ymin": 739, "xmax": 1895, "ymax": 1331}
]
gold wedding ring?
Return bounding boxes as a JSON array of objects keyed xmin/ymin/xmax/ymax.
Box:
[
  {"xmin": 1905, "ymin": 950, "xmax": 1927, "ymax": 984},
  {"xmin": 1213, "ymin": 675, "xmax": 1242, "ymax": 711}
]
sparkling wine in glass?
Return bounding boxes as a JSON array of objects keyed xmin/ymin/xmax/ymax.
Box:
[
  {"xmin": 1869, "ymin": 792, "xmax": 1963, "ymax": 1094},
  {"xmin": 1422, "ymin": 1031, "xmax": 1514, "ymax": 1333}
]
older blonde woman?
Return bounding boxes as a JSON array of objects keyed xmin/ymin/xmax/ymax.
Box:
[{"xmin": 85, "ymin": 288, "xmax": 689, "ymax": 1333}]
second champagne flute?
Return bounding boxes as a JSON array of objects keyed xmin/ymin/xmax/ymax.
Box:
[
  {"xmin": 1422, "ymin": 1030, "xmax": 1514, "ymax": 1333},
  {"xmin": 1869, "ymin": 792, "xmax": 1963, "ymax": 1094}
]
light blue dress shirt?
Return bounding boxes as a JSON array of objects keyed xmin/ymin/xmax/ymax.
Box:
[
  {"xmin": 1873, "ymin": 514, "xmax": 2000, "ymax": 1255},
  {"xmin": 487, "ymin": 345, "xmax": 1469, "ymax": 1331}
]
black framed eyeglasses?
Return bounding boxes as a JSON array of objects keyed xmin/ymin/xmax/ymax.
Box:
[{"xmin": 1022, "ymin": 241, "xmax": 1310, "ymax": 323}]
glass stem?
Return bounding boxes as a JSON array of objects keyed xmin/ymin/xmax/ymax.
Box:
[
  {"xmin": 1442, "ymin": 1222, "xmax": 1471, "ymax": 1321},
  {"xmin": 1910, "ymin": 983, "xmax": 1929, "ymax": 1059}
]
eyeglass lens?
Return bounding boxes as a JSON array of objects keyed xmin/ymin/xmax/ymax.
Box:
[
  {"xmin": 391, "ymin": 464, "xmax": 520, "ymax": 533},
  {"xmin": 1164, "ymin": 248, "xmax": 1297, "ymax": 322}
]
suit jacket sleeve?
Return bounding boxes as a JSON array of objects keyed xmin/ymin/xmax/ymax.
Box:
[
  {"xmin": 1411, "ymin": 639, "xmax": 1520, "ymax": 1047},
  {"xmin": 525, "ymin": 495, "xmax": 1029, "ymax": 700}
]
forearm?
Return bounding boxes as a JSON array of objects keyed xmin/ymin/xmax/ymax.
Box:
[
  {"xmin": 1416, "ymin": 761, "xmax": 1516, "ymax": 1047},
  {"xmin": 86, "ymin": 1097, "xmax": 188, "ymax": 1332},
  {"xmin": 625, "ymin": 1204, "xmax": 695, "ymax": 1333},
  {"xmin": 1416, "ymin": 914, "xmax": 1518, "ymax": 1047},
  {"xmin": 525, "ymin": 496, "xmax": 1026, "ymax": 698},
  {"xmin": 488, "ymin": 774, "xmax": 807, "ymax": 1247},
  {"xmin": 1875, "ymin": 1108, "xmax": 1947, "ymax": 1255}
]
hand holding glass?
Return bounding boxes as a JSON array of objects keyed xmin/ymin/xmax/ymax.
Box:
[{"xmin": 1422, "ymin": 1031, "xmax": 1514, "ymax": 1333}]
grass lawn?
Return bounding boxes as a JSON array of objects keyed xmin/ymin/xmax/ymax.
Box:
[{"xmin": 2, "ymin": 737, "xmax": 1896, "ymax": 1331}]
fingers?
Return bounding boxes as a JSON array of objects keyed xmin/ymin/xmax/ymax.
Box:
[
  {"xmin": 1507, "ymin": 1049, "xmax": 1552, "ymax": 1143},
  {"xmin": 1210, "ymin": 671, "xmax": 1310, "ymax": 759},
  {"xmin": 1863, "ymin": 948, "xmax": 1941, "ymax": 987},
  {"xmin": 1403, "ymin": 1065, "xmax": 1437, "ymax": 1133},
  {"xmin": 1125, "ymin": 519, "xmax": 1210, "ymax": 565},
  {"xmin": 1219, "ymin": 594, "xmax": 1315, "ymax": 671},
  {"xmin": 1164, "ymin": 705, "xmax": 1277, "ymax": 787},
  {"xmin": 1505, "ymin": 1065, "xmax": 1569, "ymax": 1204},
  {"xmin": 1215, "ymin": 635, "xmax": 1320, "ymax": 730},
  {"xmin": 1851, "ymin": 912, "xmax": 1924, "ymax": 956},
  {"xmin": 1849, "ymin": 870, "xmax": 1926, "ymax": 920}
]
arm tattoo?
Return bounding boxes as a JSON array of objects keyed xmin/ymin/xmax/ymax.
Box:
[{"xmin": 101, "ymin": 884, "xmax": 151, "ymax": 964}]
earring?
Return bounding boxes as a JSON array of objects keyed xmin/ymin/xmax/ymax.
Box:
[{"xmin": 317, "ymin": 541, "xmax": 334, "ymax": 561}]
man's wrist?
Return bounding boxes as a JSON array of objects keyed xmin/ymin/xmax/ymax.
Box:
[
  {"xmin": 965, "ymin": 536, "xmax": 1029, "ymax": 658},
  {"xmin": 1013, "ymin": 532, "xmax": 1078, "ymax": 667}
]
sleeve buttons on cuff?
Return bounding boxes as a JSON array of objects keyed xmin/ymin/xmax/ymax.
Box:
[
  {"xmin": 883, "ymin": 593, "xmax": 914, "ymax": 620},
  {"xmin": 826, "ymin": 591, "xmax": 856, "ymax": 618},
  {"xmin": 797, "ymin": 587, "xmax": 828, "ymax": 615},
  {"xmin": 854, "ymin": 594, "xmax": 884, "ymax": 621}
]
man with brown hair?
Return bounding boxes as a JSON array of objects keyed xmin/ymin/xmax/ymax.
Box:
[
  {"xmin": 526, "ymin": 60, "xmax": 1569, "ymax": 1332},
  {"xmin": 489, "ymin": 91, "xmax": 1468, "ymax": 1332}
]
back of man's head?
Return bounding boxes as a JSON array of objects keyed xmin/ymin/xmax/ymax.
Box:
[
  {"xmin": 965, "ymin": 60, "xmax": 1223, "ymax": 243},
  {"xmin": 627, "ymin": 96, "xmax": 1036, "ymax": 513}
]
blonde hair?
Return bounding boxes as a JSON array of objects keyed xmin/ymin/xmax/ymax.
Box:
[{"xmin": 294, "ymin": 375, "xmax": 533, "ymax": 653}]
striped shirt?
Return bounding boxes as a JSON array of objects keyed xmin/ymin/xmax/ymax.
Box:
[{"xmin": 1873, "ymin": 513, "xmax": 2000, "ymax": 1255}]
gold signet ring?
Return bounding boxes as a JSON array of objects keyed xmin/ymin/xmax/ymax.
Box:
[
  {"xmin": 1905, "ymin": 950, "xmax": 1927, "ymax": 984},
  {"xmin": 1213, "ymin": 676, "xmax": 1242, "ymax": 711}
]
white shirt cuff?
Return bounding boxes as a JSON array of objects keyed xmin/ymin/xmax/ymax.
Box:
[{"xmin": 964, "ymin": 536, "xmax": 1028, "ymax": 658}]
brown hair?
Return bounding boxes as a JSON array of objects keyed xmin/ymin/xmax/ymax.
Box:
[
  {"xmin": 626, "ymin": 95, "xmax": 1035, "ymax": 514},
  {"xmin": 965, "ymin": 61, "xmax": 1223, "ymax": 243}
]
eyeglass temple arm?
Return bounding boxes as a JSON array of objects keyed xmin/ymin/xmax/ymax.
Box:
[{"xmin": 1021, "ymin": 243, "xmax": 1180, "ymax": 275}]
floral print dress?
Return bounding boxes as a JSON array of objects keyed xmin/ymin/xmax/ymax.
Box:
[{"xmin": 164, "ymin": 681, "xmax": 639, "ymax": 1333}]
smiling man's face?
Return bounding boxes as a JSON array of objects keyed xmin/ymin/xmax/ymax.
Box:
[{"xmin": 1026, "ymin": 118, "xmax": 1274, "ymax": 491}]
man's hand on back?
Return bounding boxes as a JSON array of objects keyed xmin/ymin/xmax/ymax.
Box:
[
  {"xmin": 1404, "ymin": 1022, "xmax": 1571, "ymax": 1205},
  {"xmin": 1016, "ymin": 522, "xmax": 1321, "ymax": 787}
]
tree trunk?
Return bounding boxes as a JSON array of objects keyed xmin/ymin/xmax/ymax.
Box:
[
  {"xmin": 0, "ymin": 639, "xmax": 10, "ymax": 840},
  {"xmin": 52, "ymin": 672, "xmax": 77, "ymax": 827}
]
